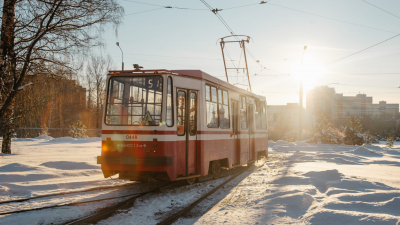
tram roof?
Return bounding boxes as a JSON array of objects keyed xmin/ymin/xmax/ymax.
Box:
[{"xmin": 108, "ymin": 69, "xmax": 266, "ymax": 101}]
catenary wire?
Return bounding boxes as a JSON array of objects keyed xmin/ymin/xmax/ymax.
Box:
[
  {"xmin": 325, "ymin": 33, "xmax": 400, "ymax": 65},
  {"xmin": 362, "ymin": 0, "xmax": 400, "ymax": 19},
  {"xmin": 125, "ymin": 7, "xmax": 165, "ymax": 16},
  {"xmin": 266, "ymin": 2, "xmax": 398, "ymax": 34}
]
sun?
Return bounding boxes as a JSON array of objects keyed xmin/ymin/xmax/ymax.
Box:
[{"xmin": 291, "ymin": 56, "xmax": 325, "ymax": 92}]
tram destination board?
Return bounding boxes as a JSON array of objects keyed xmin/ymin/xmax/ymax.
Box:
[{"xmin": 145, "ymin": 77, "xmax": 162, "ymax": 92}]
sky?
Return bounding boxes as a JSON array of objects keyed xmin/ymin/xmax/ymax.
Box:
[{"xmin": 96, "ymin": 0, "xmax": 400, "ymax": 106}]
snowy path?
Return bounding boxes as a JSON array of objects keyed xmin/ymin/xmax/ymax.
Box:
[{"xmin": 175, "ymin": 142, "xmax": 400, "ymax": 225}]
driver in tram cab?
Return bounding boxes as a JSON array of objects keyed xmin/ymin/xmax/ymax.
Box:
[{"xmin": 219, "ymin": 105, "xmax": 227, "ymax": 128}]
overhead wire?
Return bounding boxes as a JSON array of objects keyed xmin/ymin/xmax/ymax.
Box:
[
  {"xmin": 125, "ymin": 7, "xmax": 165, "ymax": 16},
  {"xmin": 362, "ymin": 0, "xmax": 400, "ymax": 19},
  {"xmin": 326, "ymin": 73, "xmax": 400, "ymax": 76},
  {"xmin": 266, "ymin": 2, "xmax": 398, "ymax": 34},
  {"xmin": 124, "ymin": 0, "xmax": 207, "ymax": 10},
  {"xmin": 325, "ymin": 33, "xmax": 400, "ymax": 65}
]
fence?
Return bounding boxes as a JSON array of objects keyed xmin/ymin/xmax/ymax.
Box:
[{"xmin": 11, "ymin": 128, "xmax": 102, "ymax": 138}]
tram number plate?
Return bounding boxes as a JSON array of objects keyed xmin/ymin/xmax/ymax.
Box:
[
  {"xmin": 126, "ymin": 135, "xmax": 138, "ymax": 140},
  {"xmin": 145, "ymin": 77, "xmax": 162, "ymax": 91}
]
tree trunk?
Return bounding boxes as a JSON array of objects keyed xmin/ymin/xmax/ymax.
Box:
[{"xmin": 2, "ymin": 101, "xmax": 14, "ymax": 154}]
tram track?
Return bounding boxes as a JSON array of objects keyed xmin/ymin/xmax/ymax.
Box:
[
  {"xmin": 157, "ymin": 157, "xmax": 269, "ymax": 225},
  {"xmin": 62, "ymin": 164, "xmax": 251, "ymax": 224},
  {"xmin": 0, "ymin": 158, "xmax": 268, "ymax": 224},
  {"xmin": 0, "ymin": 182, "xmax": 136, "ymax": 205},
  {"xmin": 0, "ymin": 181, "xmax": 163, "ymax": 216}
]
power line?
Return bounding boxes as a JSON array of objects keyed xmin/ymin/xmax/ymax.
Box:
[
  {"xmin": 266, "ymin": 2, "xmax": 398, "ymax": 34},
  {"xmin": 101, "ymin": 51, "xmax": 222, "ymax": 61},
  {"xmin": 362, "ymin": 0, "xmax": 400, "ymax": 19},
  {"xmin": 124, "ymin": 1, "xmax": 398, "ymax": 34},
  {"xmin": 223, "ymin": 3, "xmax": 260, "ymax": 10},
  {"xmin": 325, "ymin": 33, "xmax": 400, "ymax": 65},
  {"xmin": 326, "ymin": 73, "xmax": 400, "ymax": 76},
  {"xmin": 125, "ymin": 7, "xmax": 165, "ymax": 16},
  {"xmin": 124, "ymin": 0, "xmax": 207, "ymax": 10},
  {"xmin": 329, "ymin": 83, "xmax": 398, "ymax": 88},
  {"xmin": 124, "ymin": 0, "xmax": 164, "ymax": 7}
]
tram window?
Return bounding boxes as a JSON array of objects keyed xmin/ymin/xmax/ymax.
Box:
[
  {"xmin": 177, "ymin": 91, "xmax": 186, "ymax": 135},
  {"xmin": 261, "ymin": 102, "xmax": 267, "ymax": 130},
  {"xmin": 218, "ymin": 90, "xmax": 222, "ymax": 104},
  {"xmin": 166, "ymin": 77, "xmax": 173, "ymax": 127},
  {"xmin": 255, "ymin": 100, "xmax": 261, "ymax": 130},
  {"xmin": 240, "ymin": 96, "xmax": 247, "ymax": 130},
  {"xmin": 105, "ymin": 76, "xmax": 162, "ymax": 126},
  {"xmin": 219, "ymin": 90, "xmax": 230, "ymax": 129},
  {"xmin": 205, "ymin": 85, "xmax": 218, "ymax": 128},
  {"xmin": 189, "ymin": 92, "xmax": 197, "ymax": 136},
  {"xmin": 205, "ymin": 85, "xmax": 210, "ymax": 101}
]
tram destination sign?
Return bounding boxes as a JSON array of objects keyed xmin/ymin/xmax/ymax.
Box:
[{"xmin": 145, "ymin": 77, "xmax": 162, "ymax": 92}]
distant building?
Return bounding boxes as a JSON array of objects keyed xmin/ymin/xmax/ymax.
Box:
[
  {"xmin": 267, "ymin": 103, "xmax": 315, "ymax": 130},
  {"xmin": 307, "ymin": 86, "xmax": 399, "ymax": 121}
]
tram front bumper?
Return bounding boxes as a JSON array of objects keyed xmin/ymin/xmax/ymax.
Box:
[{"xmin": 97, "ymin": 156, "xmax": 173, "ymax": 166}]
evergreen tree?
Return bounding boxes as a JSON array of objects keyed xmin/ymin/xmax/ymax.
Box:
[
  {"xmin": 69, "ymin": 121, "xmax": 88, "ymax": 138},
  {"xmin": 386, "ymin": 133, "xmax": 394, "ymax": 149},
  {"xmin": 309, "ymin": 115, "xmax": 342, "ymax": 144},
  {"xmin": 343, "ymin": 116, "xmax": 364, "ymax": 146}
]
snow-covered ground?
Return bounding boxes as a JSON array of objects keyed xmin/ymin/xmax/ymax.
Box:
[{"xmin": 0, "ymin": 137, "xmax": 399, "ymax": 224}]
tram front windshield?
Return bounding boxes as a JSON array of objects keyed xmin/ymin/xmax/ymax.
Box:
[{"xmin": 105, "ymin": 76, "xmax": 163, "ymax": 126}]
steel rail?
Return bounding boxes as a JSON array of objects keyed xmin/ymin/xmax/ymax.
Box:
[
  {"xmin": 156, "ymin": 158, "xmax": 269, "ymax": 225},
  {"xmin": 64, "ymin": 182, "xmax": 173, "ymax": 225},
  {"xmin": 0, "ymin": 182, "xmax": 135, "ymax": 205},
  {"xmin": 0, "ymin": 182, "xmax": 171, "ymax": 216}
]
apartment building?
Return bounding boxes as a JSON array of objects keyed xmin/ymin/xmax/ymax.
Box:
[{"xmin": 307, "ymin": 86, "xmax": 399, "ymax": 121}]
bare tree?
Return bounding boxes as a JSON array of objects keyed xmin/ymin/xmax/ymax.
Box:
[
  {"xmin": 85, "ymin": 54, "xmax": 113, "ymax": 132},
  {"xmin": 0, "ymin": 0, "xmax": 124, "ymax": 153}
]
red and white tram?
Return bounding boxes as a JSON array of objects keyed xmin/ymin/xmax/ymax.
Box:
[{"xmin": 97, "ymin": 69, "xmax": 268, "ymax": 184}]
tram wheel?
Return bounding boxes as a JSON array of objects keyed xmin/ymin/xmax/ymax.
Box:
[
  {"xmin": 211, "ymin": 160, "xmax": 221, "ymax": 179},
  {"xmin": 186, "ymin": 178, "xmax": 196, "ymax": 185}
]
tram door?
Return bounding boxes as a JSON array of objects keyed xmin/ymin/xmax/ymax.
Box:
[
  {"xmin": 231, "ymin": 100, "xmax": 240, "ymax": 165},
  {"xmin": 177, "ymin": 89, "xmax": 198, "ymax": 176},
  {"xmin": 248, "ymin": 105, "xmax": 255, "ymax": 161}
]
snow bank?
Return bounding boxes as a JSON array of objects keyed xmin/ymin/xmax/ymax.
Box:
[
  {"xmin": 34, "ymin": 134, "xmax": 52, "ymax": 141},
  {"xmin": 350, "ymin": 146, "xmax": 383, "ymax": 157},
  {"xmin": 276, "ymin": 140, "xmax": 288, "ymax": 145},
  {"xmin": 295, "ymin": 141, "xmax": 309, "ymax": 147}
]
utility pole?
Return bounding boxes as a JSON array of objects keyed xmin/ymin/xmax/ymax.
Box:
[
  {"xmin": 116, "ymin": 42, "xmax": 124, "ymax": 71},
  {"xmin": 299, "ymin": 46, "xmax": 307, "ymax": 141},
  {"xmin": 219, "ymin": 35, "xmax": 252, "ymax": 92}
]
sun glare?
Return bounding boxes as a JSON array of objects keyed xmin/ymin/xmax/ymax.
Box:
[{"xmin": 291, "ymin": 56, "xmax": 325, "ymax": 92}]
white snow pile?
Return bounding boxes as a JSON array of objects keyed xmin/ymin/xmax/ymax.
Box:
[
  {"xmin": 33, "ymin": 134, "xmax": 52, "ymax": 141},
  {"xmin": 350, "ymin": 146, "xmax": 383, "ymax": 157},
  {"xmin": 295, "ymin": 141, "xmax": 309, "ymax": 147},
  {"xmin": 275, "ymin": 140, "xmax": 288, "ymax": 145},
  {"xmin": 288, "ymin": 142, "xmax": 296, "ymax": 147}
]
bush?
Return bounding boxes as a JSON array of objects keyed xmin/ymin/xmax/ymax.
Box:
[
  {"xmin": 309, "ymin": 115, "xmax": 343, "ymax": 144},
  {"xmin": 386, "ymin": 133, "xmax": 395, "ymax": 149},
  {"xmin": 343, "ymin": 116, "xmax": 364, "ymax": 146},
  {"xmin": 69, "ymin": 120, "xmax": 88, "ymax": 138}
]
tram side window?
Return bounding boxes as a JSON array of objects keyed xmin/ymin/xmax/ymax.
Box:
[
  {"xmin": 261, "ymin": 102, "xmax": 267, "ymax": 130},
  {"xmin": 255, "ymin": 100, "xmax": 261, "ymax": 130},
  {"xmin": 177, "ymin": 91, "xmax": 186, "ymax": 135},
  {"xmin": 166, "ymin": 77, "xmax": 173, "ymax": 126},
  {"xmin": 240, "ymin": 96, "xmax": 247, "ymax": 130},
  {"xmin": 219, "ymin": 90, "xmax": 230, "ymax": 129},
  {"xmin": 206, "ymin": 85, "xmax": 218, "ymax": 128}
]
